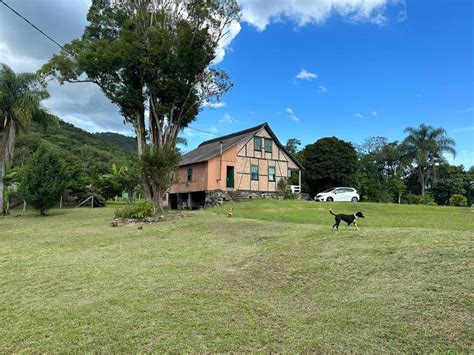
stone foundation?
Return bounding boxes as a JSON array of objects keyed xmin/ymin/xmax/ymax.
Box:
[{"xmin": 204, "ymin": 189, "xmax": 282, "ymax": 208}]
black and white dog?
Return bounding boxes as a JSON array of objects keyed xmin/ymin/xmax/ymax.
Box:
[{"xmin": 329, "ymin": 209, "xmax": 365, "ymax": 230}]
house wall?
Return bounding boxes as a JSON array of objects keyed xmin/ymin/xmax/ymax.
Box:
[
  {"xmin": 207, "ymin": 145, "xmax": 237, "ymax": 190},
  {"xmin": 168, "ymin": 161, "xmax": 208, "ymax": 194},
  {"xmin": 235, "ymin": 127, "xmax": 294, "ymax": 192}
]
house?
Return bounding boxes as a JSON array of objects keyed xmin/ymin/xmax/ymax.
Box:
[{"xmin": 168, "ymin": 122, "xmax": 304, "ymax": 209}]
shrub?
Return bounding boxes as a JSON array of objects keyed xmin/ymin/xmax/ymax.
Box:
[
  {"xmin": 402, "ymin": 193, "xmax": 435, "ymax": 205},
  {"xmin": 449, "ymin": 194, "xmax": 467, "ymax": 207},
  {"xmin": 277, "ymin": 178, "xmax": 297, "ymax": 199},
  {"xmin": 115, "ymin": 201, "xmax": 154, "ymax": 219},
  {"xmin": 19, "ymin": 144, "xmax": 66, "ymax": 215}
]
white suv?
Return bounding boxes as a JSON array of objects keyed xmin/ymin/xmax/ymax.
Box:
[{"xmin": 314, "ymin": 187, "xmax": 360, "ymax": 202}]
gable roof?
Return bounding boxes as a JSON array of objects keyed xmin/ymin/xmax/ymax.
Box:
[{"xmin": 179, "ymin": 122, "xmax": 304, "ymax": 170}]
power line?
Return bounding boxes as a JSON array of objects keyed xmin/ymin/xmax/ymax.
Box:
[
  {"xmin": 0, "ymin": 0, "xmax": 222, "ymax": 140},
  {"xmin": 0, "ymin": 0, "xmax": 65, "ymax": 50},
  {"xmin": 185, "ymin": 126, "xmax": 221, "ymax": 137}
]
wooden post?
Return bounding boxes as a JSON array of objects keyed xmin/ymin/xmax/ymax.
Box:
[
  {"xmin": 59, "ymin": 195, "xmax": 63, "ymax": 209},
  {"xmin": 188, "ymin": 193, "xmax": 192, "ymax": 210},
  {"xmin": 23, "ymin": 200, "xmax": 26, "ymax": 212},
  {"xmin": 91, "ymin": 195, "xmax": 94, "ymax": 208},
  {"xmin": 298, "ymin": 170, "xmax": 302, "ymax": 198}
]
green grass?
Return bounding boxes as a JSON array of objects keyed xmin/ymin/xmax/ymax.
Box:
[{"xmin": 0, "ymin": 201, "xmax": 472, "ymax": 352}]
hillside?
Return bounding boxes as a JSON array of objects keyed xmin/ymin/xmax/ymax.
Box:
[
  {"xmin": 14, "ymin": 120, "xmax": 138, "ymax": 176},
  {"xmin": 94, "ymin": 132, "xmax": 137, "ymax": 154}
]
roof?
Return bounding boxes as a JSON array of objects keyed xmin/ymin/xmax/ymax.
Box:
[{"xmin": 179, "ymin": 122, "xmax": 304, "ymax": 170}]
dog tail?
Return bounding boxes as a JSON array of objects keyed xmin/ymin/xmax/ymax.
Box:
[{"xmin": 329, "ymin": 208, "xmax": 336, "ymax": 216}]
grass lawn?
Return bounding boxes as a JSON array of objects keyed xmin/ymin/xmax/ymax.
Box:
[{"xmin": 0, "ymin": 200, "xmax": 473, "ymax": 352}]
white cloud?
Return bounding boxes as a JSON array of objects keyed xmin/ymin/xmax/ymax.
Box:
[
  {"xmin": 318, "ymin": 85, "xmax": 328, "ymax": 93},
  {"xmin": 354, "ymin": 113, "xmax": 364, "ymax": 118},
  {"xmin": 239, "ymin": 0, "xmax": 407, "ymax": 31},
  {"xmin": 219, "ymin": 113, "xmax": 236, "ymax": 124},
  {"xmin": 202, "ymin": 101, "xmax": 226, "ymax": 109},
  {"xmin": 286, "ymin": 107, "xmax": 300, "ymax": 123},
  {"xmin": 371, "ymin": 111, "xmax": 377, "ymax": 116},
  {"xmin": 212, "ymin": 21, "xmax": 241, "ymax": 64},
  {"xmin": 296, "ymin": 69, "xmax": 318, "ymax": 81}
]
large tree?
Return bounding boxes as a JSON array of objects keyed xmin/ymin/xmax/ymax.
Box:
[
  {"xmin": 0, "ymin": 64, "xmax": 56, "ymax": 214},
  {"xmin": 356, "ymin": 137, "xmax": 405, "ymax": 202},
  {"xmin": 301, "ymin": 137, "xmax": 358, "ymax": 196},
  {"xmin": 402, "ymin": 124, "xmax": 456, "ymax": 196},
  {"xmin": 41, "ymin": 0, "xmax": 239, "ymax": 211}
]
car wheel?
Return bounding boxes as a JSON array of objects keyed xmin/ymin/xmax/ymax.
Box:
[
  {"xmin": 351, "ymin": 197, "xmax": 358, "ymax": 202},
  {"xmin": 326, "ymin": 197, "xmax": 334, "ymax": 202}
]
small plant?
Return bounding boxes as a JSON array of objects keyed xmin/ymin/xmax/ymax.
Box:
[
  {"xmin": 115, "ymin": 201, "xmax": 154, "ymax": 219},
  {"xmin": 449, "ymin": 194, "xmax": 467, "ymax": 207}
]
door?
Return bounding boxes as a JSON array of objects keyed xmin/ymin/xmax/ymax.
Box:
[
  {"xmin": 333, "ymin": 188, "xmax": 345, "ymax": 201},
  {"xmin": 337, "ymin": 188, "xmax": 352, "ymax": 201},
  {"xmin": 226, "ymin": 166, "xmax": 235, "ymax": 188}
]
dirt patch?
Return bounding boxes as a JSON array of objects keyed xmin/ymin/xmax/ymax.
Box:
[{"xmin": 111, "ymin": 213, "xmax": 192, "ymax": 227}]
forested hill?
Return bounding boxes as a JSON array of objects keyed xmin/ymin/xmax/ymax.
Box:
[
  {"xmin": 94, "ymin": 132, "xmax": 137, "ymax": 154},
  {"xmin": 14, "ymin": 120, "xmax": 138, "ymax": 176}
]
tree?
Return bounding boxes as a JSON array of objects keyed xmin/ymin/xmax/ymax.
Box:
[
  {"xmin": 139, "ymin": 144, "xmax": 180, "ymax": 211},
  {"xmin": 0, "ymin": 64, "xmax": 56, "ymax": 214},
  {"xmin": 41, "ymin": 0, "xmax": 240, "ymax": 212},
  {"xmin": 432, "ymin": 164, "xmax": 466, "ymax": 205},
  {"xmin": 285, "ymin": 138, "xmax": 301, "ymax": 154},
  {"xmin": 356, "ymin": 138, "xmax": 405, "ymax": 202},
  {"xmin": 19, "ymin": 144, "xmax": 66, "ymax": 215},
  {"xmin": 98, "ymin": 163, "xmax": 139, "ymax": 200},
  {"xmin": 301, "ymin": 137, "xmax": 358, "ymax": 196},
  {"xmin": 402, "ymin": 124, "xmax": 456, "ymax": 196}
]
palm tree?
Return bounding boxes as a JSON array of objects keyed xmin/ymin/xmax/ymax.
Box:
[
  {"xmin": 402, "ymin": 124, "xmax": 456, "ymax": 196},
  {"xmin": 0, "ymin": 64, "xmax": 56, "ymax": 214}
]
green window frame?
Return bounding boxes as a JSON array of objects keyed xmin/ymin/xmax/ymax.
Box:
[
  {"xmin": 268, "ymin": 166, "xmax": 276, "ymax": 182},
  {"xmin": 254, "ymin": 136, "xmax": 262, "ymax": 151},
  {"xmin": 250, "ymin": 164, "xmax": 259, "ymax": 181},
  {"xmin": 264, "ymin": 138, "xmax": 272, "ymax": 153},
  {"xmin": 187, "ymin": 167, "xmax": 193, "ymax": 182}
]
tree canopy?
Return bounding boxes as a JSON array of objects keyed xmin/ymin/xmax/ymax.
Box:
[
  {"xmin": 402, "ymin": 124, "xmax": 456, "ymax": 196},
  {"xmin": 41, "ymin": 0, "xmax": 240, "ymax": 211},
  {"xmin": 301, "ymin": 137, "xmax": 358, "ymax": 196}
]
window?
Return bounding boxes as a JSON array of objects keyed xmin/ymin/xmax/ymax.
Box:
[
  {"xmin": 264, "ymin": 138, "xmax": 272, "ymax": 153},
  {"xmin": 187, "ymin": 167, "xmax": 193, "ymax": 182},
  {"xmin": 254, "ymin": 136, "xmax": 262, "ymax": 151},
  {"xmin": 268, "ymin": 166, "xmax": 276, "ymax": 182},
  {"xmin": 250, "ymin": 164, "xmax": 259, "ymax": 180}
]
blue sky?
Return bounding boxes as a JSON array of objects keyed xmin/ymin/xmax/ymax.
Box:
[
  {"xmin": 1, "ymin": 0, "xmax": 472, "ymax": 167},
  {"xmin": 188, "ymin": 0, "xmax": 474, "ymax": 167}
]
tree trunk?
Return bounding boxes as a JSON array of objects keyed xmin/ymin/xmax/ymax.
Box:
[
  {"xmin": 134, "ymin": 112, "xmax": 153, "ymax": 201},
  {"xmin": 420, "ymin": 174, "xmax": 426, "ymax": 196}
]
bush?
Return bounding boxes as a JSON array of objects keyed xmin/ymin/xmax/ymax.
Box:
[
  {"xmin": 115, "ymin": 202, "xmax": 154, "ymax": 219},
  {"xmin": 277, "ymin": 178, "xmax": 297, "ymax": 199},
  {"xmin": 19, "ymin": 144, "xmax": 66, "ymax": 215},
  {"xmin": 402, "ymin": 193, "xmax": 435, "ymax": 205},
  {"xmin": 449, "ymin": 194, "xmax": 467, "ymax": 207}
]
